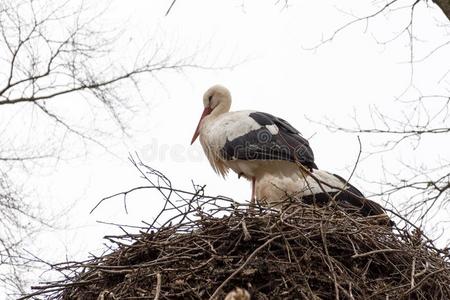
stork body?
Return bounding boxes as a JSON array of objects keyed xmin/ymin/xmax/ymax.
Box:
[
  {"xmin": 256, "ymin": 170, "xmax": 387, "ymax": 217},
  {"xmin": 191, "ymin": 85, "xmax": 389, "ymax": 221},
  {"xmin": 191, "ymin": 85, "xmax": 317, "ymax": 202}
]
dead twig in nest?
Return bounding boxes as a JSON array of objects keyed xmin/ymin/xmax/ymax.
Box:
[{"xmin": 20, "ymin": 156, "xmax": 450, "ymax": 300}]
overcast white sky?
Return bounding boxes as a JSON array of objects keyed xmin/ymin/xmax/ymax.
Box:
[{"xmin": 3, "ymin": 0, "xmax": 449, "ymax": 296}]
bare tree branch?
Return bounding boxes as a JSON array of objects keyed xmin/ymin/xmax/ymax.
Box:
[
  {"xmin": 0, "ymin": 0, "xmax": 213, "ymax": 294},
  {"xmin": 165, "ymin": 0, "xmax": 177, "ymax": 16},
  {"xmin": 432, "ymin": 0, "xmax": 450, "ymax": 21}
]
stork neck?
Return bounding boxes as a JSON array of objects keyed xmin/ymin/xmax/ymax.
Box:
[{"xmin": 210, "ymin": 101, "xmax": 230, "ymax": 118}]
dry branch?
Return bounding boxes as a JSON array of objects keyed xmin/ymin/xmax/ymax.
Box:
[{"xmin": 20, "ymin": 158, "xmax": 450, "ymax": 300}]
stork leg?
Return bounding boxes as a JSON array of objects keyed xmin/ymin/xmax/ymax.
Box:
[{"xmin": 251, "ymin": 176, "xmax": 256, "ymax": 205}]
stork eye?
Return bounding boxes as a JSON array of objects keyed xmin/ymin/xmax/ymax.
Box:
[{"xmin": 208, "ymin": 95, "xmax": 212, "ymax": 102}]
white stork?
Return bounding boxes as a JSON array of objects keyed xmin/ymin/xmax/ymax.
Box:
[
  {"xmin": 191, "ymin": 85, "xmax": 317, "ymax": 203},
  {"xmin": 256, "ymin": 170, "xmax": 388, "ymax": 218}
]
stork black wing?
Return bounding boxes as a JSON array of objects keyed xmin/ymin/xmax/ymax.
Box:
[
  {"xmin": 331, "ymin": 174, "xmax": 387, "ymax": 216},
  {"xmin": 299, "ymin": 173, "xmax": 388, "ymax": 219},
  {"xmin": 220, "ymin": 111, "xmax": 317, "ymax": 170}
]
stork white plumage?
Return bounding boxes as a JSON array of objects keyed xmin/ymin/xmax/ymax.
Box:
[
  {"xmin": 256, "ymin": 170, "xmax": 388, "ymax": 217},
  {"xmin": 191, "ymin": 85, "xmax": 317, "ymax": 203}
]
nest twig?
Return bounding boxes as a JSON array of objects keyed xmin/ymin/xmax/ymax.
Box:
[{"xmin": 21, "ymin": 156, "xmax": 450, "ymax": 300}]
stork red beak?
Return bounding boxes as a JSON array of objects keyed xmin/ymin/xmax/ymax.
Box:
[{"xmin": 191, "ymin": 107, "xmax": 212, "ymax": 144}]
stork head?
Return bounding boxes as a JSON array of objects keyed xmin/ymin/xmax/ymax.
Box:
[{"xmin": 191, "ymin": 85, "xmax": 232, "ymax": 144}]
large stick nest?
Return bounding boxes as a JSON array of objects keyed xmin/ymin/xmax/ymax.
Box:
[{"xmin": 24, "ymin": 159, "xmax": 450, "ymax": 300}]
